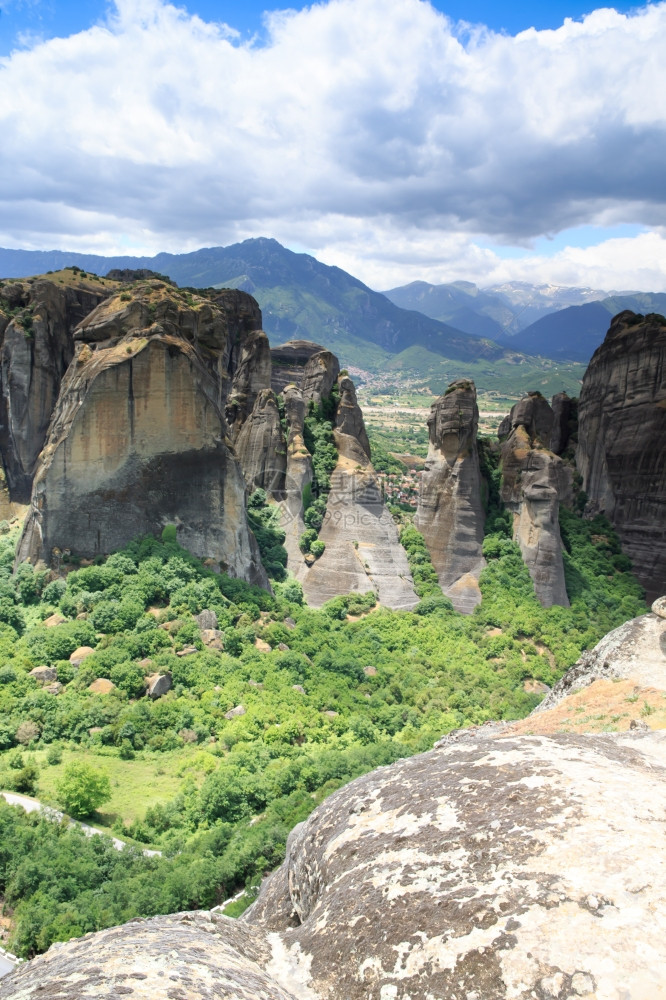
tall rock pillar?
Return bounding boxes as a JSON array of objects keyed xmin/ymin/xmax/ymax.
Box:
[{"xmin": 415, "ymin": 379, "xmax": 486, "ymax": 613}]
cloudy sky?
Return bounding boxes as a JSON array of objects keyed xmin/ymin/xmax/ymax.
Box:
[{"xmin": 0, "ymin": 0, "xmax": 665, "ymax": 290}]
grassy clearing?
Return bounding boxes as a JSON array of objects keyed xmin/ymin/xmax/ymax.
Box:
[{"xmin": 32, "ymin": 745, "xmax": 209, "ymax": 829}]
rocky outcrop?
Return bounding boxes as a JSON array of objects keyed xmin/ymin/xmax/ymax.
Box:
[
  {"xmin": 235, "ymin": 389, "xmax": 286, "ymax": 495},
  {"xmin": 0, "ymin": 274, "xmax": 110, "ymax": 503},
  {"xmin": 16, "ymin": 281, "xmax": 267, "ymax": 587},
  {"xmin": 300, "ymin": 375, "xmax": 419, "ymax": 611},
  {"xmin": 576, "ymin": 311, "xmax": 666, "ymax": 603},
  {"xmin": 533, "ymin": 595, "xmax": 665, "ymax": 713},
  {"xmin": 550, "ymin": 391, "xmax": 575, "ymax": 455},
  {"xmin": 7, "ymin": 729, "xmax": 666, "ymax": 1000},
  {"xmin": 500, "ymin": 392, "xmax": 571, "ymax": 607},
  {"xmin": 279, "ymin": 385, "xmax": 313, "ymax": 570},
  {"xmin": 270, "ymin": 340, "xmax": 340, "ymax": 402},
  {"xmin": 225, "ymin": 330, "xmax": 272, "ymax": 441},
  {"xmin": 414, "ymin": 380, "xmax": 486, "ymax": 613}
]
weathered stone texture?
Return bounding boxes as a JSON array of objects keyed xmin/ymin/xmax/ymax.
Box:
[
  {"xmin": 415, "ymin": 380, "xmax": 486, "ymax": 613},
  {"xmin": 576, "ymin": 310, "xmax": 666, "ymax": 602},
  {"xmin": 500, "ymin": 392, "xmax": 571, "ymax": 607}
]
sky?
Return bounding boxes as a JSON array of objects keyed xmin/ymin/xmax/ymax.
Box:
[{"xmin": 0, "ymin": 0, "xmax": 665, "ymax": 291}]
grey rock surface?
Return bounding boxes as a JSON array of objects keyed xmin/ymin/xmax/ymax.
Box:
[
  {"xmin": 0, "ymin": 911, "xmax": 298, "ymax": 1000},
  {"xmin": 576, "ymin": 310, "xmax": 666, "ymax": 603},
  {"xmin": 533, "ymin": 602, "xmax": 665, "ymax": 712},
  {"xmin": 146, "ymin": 673, "xmax": 172, "ymax": 699},
  {"xmin": 415, "ymin": 379, "xmax": 486, "ymax": 613},
  {"xmin": 500, "ymin": 392, "xmax": 571, "ymax": 607}
]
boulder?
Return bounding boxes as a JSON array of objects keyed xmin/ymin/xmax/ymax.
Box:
[
  {"xmin": 195, "ymin": 609, "xmax": 218, "ymax": 631},
  {"xmin": 255, "ymin": 638, "xmax": 272, "ymax": 653},
  {"xmin": 176, "ymin": 645, "xmax": 198, "ymax": 657},
  {"xmin": 224, "ymin": 705, "xmax": 246, "ymax": 720},
  {"xmin": 201, "ymin": 628, "xmax": 224, "ymax": 650},
  {"xmin": 69, "ymin": 645, "xmax": 94, "ymax": 666},
  {"xmin": 414, "ymin": 380, "xmax": 486, "ymax": 613},
  {"xmin": 292, "ymin": 684, "xmax": 306, "ymax": 694},
  {"xmin": 146, "ymin": 673, "xmax": 172, "ymax": 699},
  {"xmin": 42, "ymin": 612, "xmax": 66, "ymax": 628},
  {"xmin": 29, "ymin": 665, "xmax": 57, "ymax": 683},
  {"xmin": 576, "ymin": 310, "xmax": 666, "ymax": 602},
  {"xmin": 44, "ymin": 682, "xmax": 64, "ymax": 695},
  {"xmin": 88, "ymin": 678, "xmax": 115, "ymax": 695}
]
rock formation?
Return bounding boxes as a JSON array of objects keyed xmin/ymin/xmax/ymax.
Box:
[
  {"xmin": 299, "ymin": 374, "xmax": 419, "ymax": 610},
  {"xmin": 534, "ymin": 595, "xmax": 666, "ymax": 713},
  {"xmin": 6, "ymin": 727, "xmax": 666, "ymax": 999},
  {"xmin": 414, "ymin": 379, "xmax": 486, "ymax": 613},
  {"xmin": 234, "ymin": 389, "xmax": 286, "ymax": 495},
  {"xmin": 16, "ymin": 280, "xmax": 267, "ymax": 587},
  {"xmin": 0, "ymin": 273, "xmax": 111, "ymax": 508},
  {"xmin": 499, "ymin": 392, "xmax": 571, "ymax": 607},
  {"xmin": 270, "ymin": 340, "xmax": 339, "ymax": 401},
  {"xmin": 576, "ymin": 310, "xmax": 666, "ymax": 603},
  {"xmin": 549, "ymin": 390, "xmax": 575, "ymax": 455},
  {"xmin": 279, "ymin": 384, "xmax": 314, "ymax": 570}
]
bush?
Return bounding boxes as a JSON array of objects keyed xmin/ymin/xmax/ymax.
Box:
[{"xmin": 55, "ymin": 762, "xmax": 112, "ymax": 818}]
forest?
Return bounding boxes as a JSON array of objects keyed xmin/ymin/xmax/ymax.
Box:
[{"xmin": 0, "ymin": 444, "xmax": 647, "ymax": 958}]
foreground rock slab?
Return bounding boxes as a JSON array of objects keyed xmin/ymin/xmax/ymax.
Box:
[{"xmin": 5, "ymin": 730, "xmax": 666, "ymax": 999}]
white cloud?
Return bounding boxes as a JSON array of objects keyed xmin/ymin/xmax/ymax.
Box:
[{"xmin": 0, "ymin": 0, "xmax": 665, "ymax": 289}]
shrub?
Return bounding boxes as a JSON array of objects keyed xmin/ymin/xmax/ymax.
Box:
[{"xmin": 55, "ymin": 762, "xmax": 112, "ymax": 818}]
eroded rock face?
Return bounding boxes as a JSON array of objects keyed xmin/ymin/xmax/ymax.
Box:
[
  {"xmin": 279, "ymin": 385, "xmax": 313, "ymax": 571},
  {"xmin": 534, "ymin": 598, "xmax": 665, "ymax": 712},
  {"xmin": 576, "ymin": 311, "xmax": 666, "ymax": 603},
  {"xmin": 16, "ymin": 282, "xmax": 267, "ymax": 587},
  {"xmin": 415, "ymin": 380, "xmax": 486, "ymax": 613},
  {"xmin": 225, "ymin": 330, "xmax": 272, "ymax": 441},
  {"xmin": 300, "ymin": 375, "xmax": 418, "ymax": 611},
  {"xmin": 6, "ymin": 729, "xmax": 666, "ymax": 1000},
  {"xmin": 500, "ymin": 392, "xmax": 571, "ymax": 607},
  {"xmin": 235, "ymin": 389, "xmax": 287, "ymax": 495},
  {"xmin": 0, "ymin": 276, "xmax": 110, "ymax": 504},
  {"xmin": 270, "ymin": 340, "xmax": 339, "ymax": 402}
]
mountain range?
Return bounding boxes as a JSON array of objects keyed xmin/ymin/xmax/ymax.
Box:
[{"xmin": 1, "ymin": 238, "xmax": 664, "ymax": 373}]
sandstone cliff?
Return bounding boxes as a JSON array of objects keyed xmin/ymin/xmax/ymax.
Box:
[
  {"xmin": 576, "ymin": 310, "xmax": 666, "ymax": 603},
  {"xmin": 16, "ymin": 280, "xmax": 267, "ymax": 587},
  {"xmin": 300, "ymin": 375, "xmax": 419, "ymax": 610},
  {"xmin": 414, "ymin": 379, "xmax": 486, "ymax": 613},
  {"xmin": 499, "ymin": 392, "xmax": 571, "ymax": 607},
  {"xmin": 0, "ymin": 272, "xmax": 111, "ymax": 507},
  {"xmin": 270, "ymin": 340, "xmax": 339, "ymax": 402},
  {"xmin": 6, "ymin": 727, "xmax": 666, "ymax": 999}
]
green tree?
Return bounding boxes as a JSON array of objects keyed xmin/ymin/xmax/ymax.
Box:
[{"xmin": 55, "ymin": 762, "xmax": 111, "ymax": 818}]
